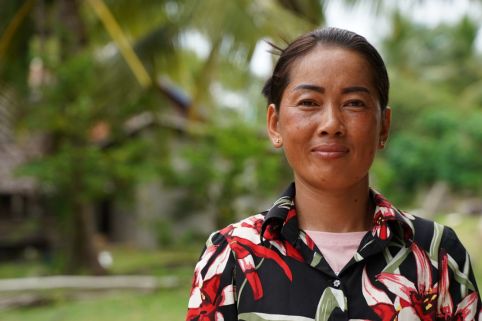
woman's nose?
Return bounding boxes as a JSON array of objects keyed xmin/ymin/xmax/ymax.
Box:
[{"xmin": 316, "ymin": 104, "xmax": 346, "ymax": 137}]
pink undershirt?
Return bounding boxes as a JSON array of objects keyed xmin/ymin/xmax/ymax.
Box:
[{"xmin": 305, "ymin": 230, "xmax": 367, "ymax": 275}]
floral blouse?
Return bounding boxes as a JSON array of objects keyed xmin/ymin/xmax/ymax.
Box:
[{"xmin": 186, "ymin": 183, "xmax": 481, "ymax": 320}]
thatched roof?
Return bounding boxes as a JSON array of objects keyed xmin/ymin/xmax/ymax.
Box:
[
  {"xmin": 0, "ymin": 96, "xmax": 42, "ymax": 195},
  {"xmin": 0, "ymin": 141, "xmax": 40, "ymax": 194}
]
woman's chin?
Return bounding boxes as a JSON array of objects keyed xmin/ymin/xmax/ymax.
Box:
[{"xmin": 296, "ymin": 172, "xmax": 369, "ymax": 191}]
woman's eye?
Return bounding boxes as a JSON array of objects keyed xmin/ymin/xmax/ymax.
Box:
[
  {"xmin": 298, "ymin": 100, "xmax": 318, "ymax": 107},
  {"xmin": 345, "ymin": 100, "xmax": 365, "ymax": 107}
]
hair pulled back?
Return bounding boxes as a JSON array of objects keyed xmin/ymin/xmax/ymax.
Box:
[{"xmin": 262, "ymin": 27, "xmax": 389, "ymax": 111}]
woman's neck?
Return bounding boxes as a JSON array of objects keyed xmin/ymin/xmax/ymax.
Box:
[{"xmin": 294, "ymin": 176, "xmax": 373, "ymax": 233}]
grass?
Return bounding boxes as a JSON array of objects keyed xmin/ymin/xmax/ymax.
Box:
[
  {"xmin": 0, "ymin": 260, "xmax": 50, "ymax": 279},
  {"xmin": 0, "ymin": 287, "xmax": 190, "ymax": 321},
  {"xmin": 0, "ymin": 214, "xmax": 481, "ymax": 320},
  {"xmin": 0, "ymin": 245, "xmax": 201, "ymax": 321}
]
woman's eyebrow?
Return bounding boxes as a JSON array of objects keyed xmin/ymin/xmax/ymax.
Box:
[
  {"xmin": 342, "ymin": 86, "xmax": 370, "ymax": 94},
  {"xmin": 291, "ymin": 85, "xmax": 370, "ymax": 95},
  {"xmin": 292, "ymin": 84, "xmax": 325, "ymax": 93}
]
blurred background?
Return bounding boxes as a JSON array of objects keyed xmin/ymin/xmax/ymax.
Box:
[{"xmin": 0, "ymin": 0, "xmax": 481, "ymax": 320}]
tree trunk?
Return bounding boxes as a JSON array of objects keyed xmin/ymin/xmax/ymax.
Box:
[
  {"xmin": 58, "ymin": 0, "xmax": 87, "ymax": 56},
  {"xmin": 66, "ymin": 199, "xmax": 106, "ymax": 275},
  {"xmin": 54, "ymin": 0, "xmax": 103, "ymax": 275}
]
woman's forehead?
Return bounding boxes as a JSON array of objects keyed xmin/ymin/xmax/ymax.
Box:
[
  {"xmin": 286, "ymin": 46, "xmax": 375, "ymax": 88},
  {"xmin": 290, "ymin": 45, "xmax": 370, "ymax": 72}
]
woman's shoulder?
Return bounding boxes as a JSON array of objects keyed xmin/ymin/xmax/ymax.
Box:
[
  {"xmin": 399, "ymin": 210, "xmax": 468, "ymax": 258},
  {"xmin": 205, "ymin": 213, "xmax": 267, "ymax": 247}
]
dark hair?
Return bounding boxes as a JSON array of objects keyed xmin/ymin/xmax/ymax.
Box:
[{"xmin": 262, "ymin": 27, "xmax": 389, "ymax": 111}]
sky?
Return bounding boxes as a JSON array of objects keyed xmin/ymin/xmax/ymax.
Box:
[{"xmin": 325, "ymin": 0, "xmax": 482, "ymax": 46}]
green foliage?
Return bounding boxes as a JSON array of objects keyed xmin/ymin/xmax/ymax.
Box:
[
  {"xmin": 382, "ymin": 96, "xmax": 482, "ymax": 204},
  {"xmin": 375, "ymin": 13, "xmax": 482, "ymax": 204},
  {"xmin": 162, "ymin": 111, "xmax": 290, "ymax": 227},
  {"xmin": 16, "ymin": 50, "xmax": 167, "ymax": 206}
]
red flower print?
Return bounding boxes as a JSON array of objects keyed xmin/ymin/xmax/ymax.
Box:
[
  {"xmin": 186, "ymin": 277, "xmax": 234, "ymax": 321},
  {"xmin": 220, "ymin": 215, "xmax": 301, "ymax": 300},
  {"xmin": 300, "ymin": 231, "xmax": 316, "ymax": 251},
  {"xmin": 285, "ymin": 208, "xmax": 296, "ymax": 223},
  {"xmin": 371, "ymin": 190, "xmax": 415, "ymax": 242},
  {"xmin": 362, "ymin": 268, "xmax": 397, "ymax": 321},
  {"xmin": 373, "ymin": 192, "xmax": 394, "ymax": 209},
  {"xmin": 363, "ymin": 243, "xmax": 439, "ymax": 320},
  {"xmin": 188, "ymin": 243, "xmax": 234, "ymax": 321},
  {"xmin": 271, "ymin": 239, "xmax": 304, "ymax": 262},
  {"xmin": 372, "ymin": 208, "xmax": 396, "ymax": 240},
  {"xmin": 437, "ymin": 252, "xmax": 479, "ymax": 321}
]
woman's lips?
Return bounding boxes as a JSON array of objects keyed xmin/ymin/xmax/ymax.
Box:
[{"xmin": 311, "ymin": 144, "xmax": 349, "ymax": 159}]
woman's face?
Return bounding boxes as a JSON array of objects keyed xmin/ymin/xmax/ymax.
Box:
[{"xmin": 267, "ymin": 45, "xmax": 391, "ymax": 191}]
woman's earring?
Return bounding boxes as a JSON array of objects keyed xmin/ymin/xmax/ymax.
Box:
[
  {"xmin": 275, "ymin": 137, "xmax": 281, "ymax": 145},
  {"xmin": 379, "ymin": 140, "xmax": 385, "ymax": 148}
]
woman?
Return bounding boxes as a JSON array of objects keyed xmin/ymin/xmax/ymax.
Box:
[{"xmin": 186, "ymin": 27, "xmax": 481, "ymax": 321}]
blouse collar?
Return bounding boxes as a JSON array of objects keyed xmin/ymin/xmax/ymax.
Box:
[{"xmin": 261, "ymin": 182, "xmax": 415, "ymax": 244}]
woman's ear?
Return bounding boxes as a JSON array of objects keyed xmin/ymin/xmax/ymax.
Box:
[
  {"xmin": 378, "ymin": 106, "xmax": 391, "ymax": 149},
  {"xmin": 267, "ymin": 104, "xmax": 283, "ymax": 148}
]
